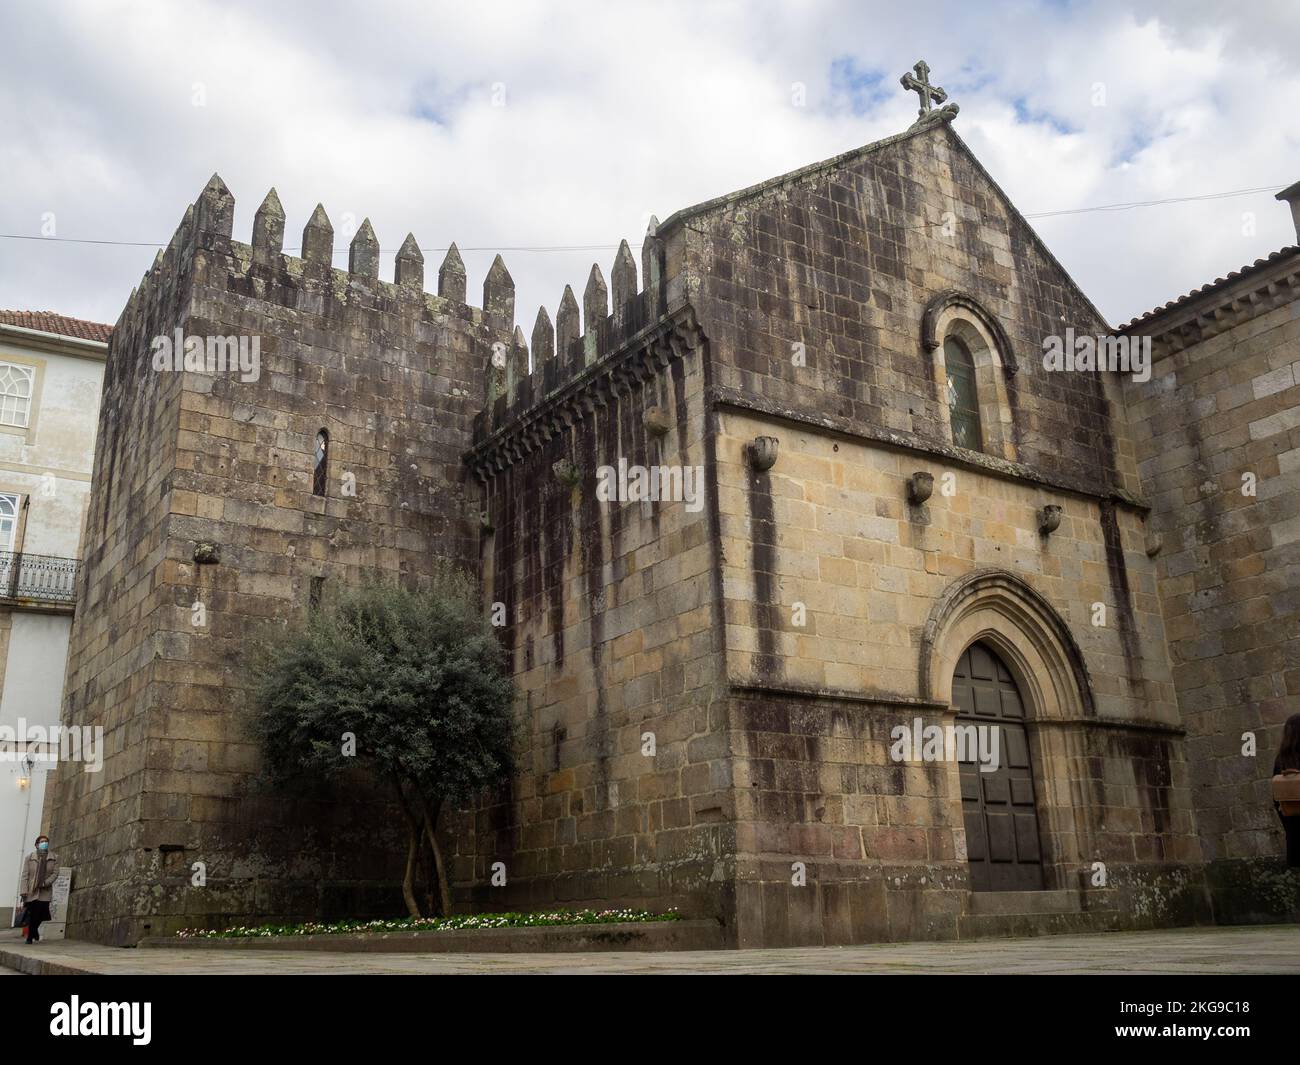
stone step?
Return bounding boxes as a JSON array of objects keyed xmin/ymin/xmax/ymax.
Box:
[
  {"xmin": 967, "ymin": 889, "xmax": 1081, "ymax": 917},
  {"xmin": 957, "ymin": 909, "xmax": 1121, "ymax": 941}
]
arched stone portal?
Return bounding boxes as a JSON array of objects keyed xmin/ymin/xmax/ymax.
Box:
[
  {"xmin": 919, "ymin": 568, "xmax": 1095, "ymax": 722},
  {"xmin": 920, "ymin": 569, "xmax": 1097, "ymax": 892}
]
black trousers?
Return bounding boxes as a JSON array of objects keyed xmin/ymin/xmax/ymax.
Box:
[
  {"xmin": 1284, "ymin": 816, "xmax": 1300, "ymax": 868},
  {"xmin": 23, "ymin": 900, "xmax": 51, "ymax": 942}
]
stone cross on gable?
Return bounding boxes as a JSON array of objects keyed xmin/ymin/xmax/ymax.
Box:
[{"xmin": 900, "ymin": 59, "xmax": 950, "ymax": 119}]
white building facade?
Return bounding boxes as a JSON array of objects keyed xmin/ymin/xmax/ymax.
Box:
[{"xmin": 0, "ymin": 311, "xmax": 106, "ymax": 926}]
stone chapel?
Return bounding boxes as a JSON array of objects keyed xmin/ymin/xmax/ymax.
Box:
[{"xmin": 42, "ymin": 65, "xmax": 1300, "ymax": 946}]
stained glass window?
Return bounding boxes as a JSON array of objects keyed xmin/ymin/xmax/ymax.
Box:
[{"xmin": 944, "ymin": 337, "xmax": 983, "ymax": 452}]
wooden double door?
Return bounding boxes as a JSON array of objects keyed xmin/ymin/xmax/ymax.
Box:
[{"xmin": 952, "ymin": 642, "xmax": 1045, "ymax": 891}]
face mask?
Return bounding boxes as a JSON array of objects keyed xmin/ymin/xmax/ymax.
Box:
[{"xmin": 37, "ymin": 842, "xmax": 48, "ymax": 852}]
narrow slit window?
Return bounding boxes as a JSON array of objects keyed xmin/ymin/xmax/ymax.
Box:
[
  {"xmin": 313, "ymin": 430, "xmax": 329, "ymax": 496},
  {"xmin": 944, "ymin": 336, "xmax": 983, "ymax": 452}
]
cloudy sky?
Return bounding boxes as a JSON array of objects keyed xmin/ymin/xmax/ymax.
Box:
[{"xmin": 2, "ymin": 0, "xmax": 1297, "ymax": 334}]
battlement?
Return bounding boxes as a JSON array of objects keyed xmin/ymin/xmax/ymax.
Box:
[
  {"xmin": 471, "ymin": 216, "xmax": 676, "ymax": 451},
  {"xmin": 116, "ymin": 174, "xmax": 523, "ymax": 381},
  {"xmin": 117, "ymin": 175, "xmax": 678, "ymax": 441}
]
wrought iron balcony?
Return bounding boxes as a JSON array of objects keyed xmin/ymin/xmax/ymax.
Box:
[{"xmin": 0, "ymin": 550, "xmax": 80, "ymax": 606}]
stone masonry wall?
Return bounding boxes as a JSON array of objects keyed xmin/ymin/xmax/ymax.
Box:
[
  {"xmin": 713, "ymin": 409, "xmax": 1203, "ymax": 944},
  {"xmin": 1122, "ymin": 251, "xmax": 1300, "ymax": 923},
  {"xmin": 41, "ymin": 208, "xmax": 190, "ymax": 944},
  {"xmin": 457, "ymin": 239, "xmax": 734, "ymax": 923},
  {"xmin": 655, "ymin": 118, "xmax": 1204, "ymax": 945},
  {"xmin": 44, "ymin": 176, "xmax": 508, "ymax": 942},
  {"xmin": 661, "ymin": 120, "xmax": 1145, "ymax": 503}
]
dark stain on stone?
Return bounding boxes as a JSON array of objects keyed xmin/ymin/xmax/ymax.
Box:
[
  {"xmin": 670, "ymin": 354, "xmax": 689, "ymax": 458},
  {"xmin": 739, "ymin": 698, "xmax": 788, "ymax": 734},
  {"xmin": 491, "ymin": 467, "xmax": 517, "ymax": 659},
  {"xmin": 1177, "ymin": 406, "xmax": 1223, "ymax": 548},
  {"xmin": 1003, "ymin": 365, "xmax": 1024, "ymax": 455},
  {"xmin": 602, "ymin": 393, "xmax": 623, "ymax": 548},
  {"xmin": 541, "ymin": 434, "xmax": 569, "ymax": 669},
  {"xmin": 577, "ymin": 404, "xmax": 611, "ymax": 807},
  {"xmin": 522, "ymin": 455, "xmax": 541, "ymax": 606},
  {"xmin": 628, "ymin": 386, "xmax": 658, "ymax": 534},
  {"xmin": 1100, "ymin": 499, "xmax": 1142, "ymax": 689},
  {"xmin": 551, "ymin": 722, "xmax": 566, "ymax": 772},
  {"xmin": 1125, "ymin": 733, "xmax": 1172, "ymax": 837},
  {"xmin": 697, "ymin": 342, "xmax": 730, "ymax": 667},
  {"xmin": 746, "ymin": 458, "xmax": 781, "ymax": 680},
  {"xmin": 1083, "ymin": 369, "xmax": 1121, "ymax": 490}
]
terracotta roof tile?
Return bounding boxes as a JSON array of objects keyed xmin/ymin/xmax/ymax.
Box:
[
  {"xmin": 0, "ymin": 310, "xmax": 112, "ymax": 344},
  {"xmin": 1118, "ymin": 247, "xmax": 1300, "ymax": 331}
]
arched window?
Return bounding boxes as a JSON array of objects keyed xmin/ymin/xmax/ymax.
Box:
[
  {"xmin": 313, "ymin": 430, "xmax": 329, "ymax": 496},
  {"xmin": 0, "ymin": 492, "xmax": 19, "ymax": 550},
  {"xmin": 0, "ymin": 363, "xmax": 35, "ymax": 428},
  {"xmin": 944, "ymin": 336, "xmax": 983, "ymax": 452},
  {"xmin": 924, "ymin": 292, "xmax": 1016, "ymax": 461}
]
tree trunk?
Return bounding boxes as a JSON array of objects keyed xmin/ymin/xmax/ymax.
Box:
[
  {"xmin": 391, "ymin": 774, "xmax": 424, "ymax": 918},
  {"xmin": 418, "ymin": 846, "xmax": 436, "ymax": 917},
  {"xmin": 401, "ymin": 823, "xmax": 421, "ymax": 918},
  {"xmin": 414, "ymin": 828, "xmax": 436, "ymax": 916},
  {"xmin": 421, "ymin": 797, "xmax": 453, "ymax": 917}
]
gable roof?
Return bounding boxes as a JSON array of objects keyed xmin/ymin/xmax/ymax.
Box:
[
  {"xmin": 657, "ymin": 120, "xmax": 936, "ymax": 233},
  {"xmin": 656, "ymin": 115, "xmax": 1111, "ymax": 330},
  {"xmin": 0, "ymin": 309, "xmax": 112, "ymax": 344}
]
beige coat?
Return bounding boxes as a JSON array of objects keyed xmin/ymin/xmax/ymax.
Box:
[{"xmin": 20, "ymin": 850, "xmax": 58, "ymax": 903}]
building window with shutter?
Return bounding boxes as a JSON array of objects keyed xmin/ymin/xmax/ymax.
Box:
[
  {"xmin": 0, "ymin": 492, "xmax": 20, "ymax": 550},
  {"xmin": 0, "ymin": 363, "xmax": 35, "ymax": 429}
]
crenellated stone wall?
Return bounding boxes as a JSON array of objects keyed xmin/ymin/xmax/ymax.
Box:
[
  {"xmin": 43, "ymin": 175, "xmax": 511, "ymax": 943},
  {"xmin": 459, "ymin": 216, "xmax": 734, "ymax": 919}
]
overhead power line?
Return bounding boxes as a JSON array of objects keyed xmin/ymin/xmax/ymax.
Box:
[{"xmin": 0, "ymin": 183, "xmax": 1288, "ymax": 252}]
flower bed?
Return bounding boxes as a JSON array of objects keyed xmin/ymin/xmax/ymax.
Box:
[{"xmin": 177, "ymin": 908, "xmax": 681, "ymax": 940}]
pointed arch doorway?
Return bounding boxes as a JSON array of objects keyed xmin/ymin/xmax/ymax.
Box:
[{"xmin": 952, "ymin": 641, "xmax": 1045, "ymax": 891}]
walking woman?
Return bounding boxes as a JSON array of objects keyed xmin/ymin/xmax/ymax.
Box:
[
  {"xmin": 19, "ymin": 834, "xmax": 57, "ymax": 944},
  {"xmin": 1273, "ymin": 714, "xmax": 1300, "ymax": 868}
]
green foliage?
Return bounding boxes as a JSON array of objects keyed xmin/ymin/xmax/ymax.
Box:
[
  {"xmin": 250, "ymin": 566, "xmax": 515, "ymax": 806},
  {"xmin": 177, "ymin": 909, "xmax": 682, "ymax": 939}
]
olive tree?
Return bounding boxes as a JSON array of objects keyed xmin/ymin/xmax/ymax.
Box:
[{"xmin": 249, "ymin": 568, "xmax": 514, "ymax": 917}]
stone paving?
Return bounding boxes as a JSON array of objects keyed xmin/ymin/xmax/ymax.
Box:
[{"xmin": 1, "ymin": 925, "xmax": 1297, "ymax": 974}]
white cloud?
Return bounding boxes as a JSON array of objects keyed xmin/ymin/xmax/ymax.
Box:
[{"xmin": 0, "ymin": 0, "xmax": 1295, "ymax": 332}]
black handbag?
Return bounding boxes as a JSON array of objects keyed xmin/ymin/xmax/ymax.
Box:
[{"xmin": 12, "ymin": 902, "xmax": 25, "ymax": 929}]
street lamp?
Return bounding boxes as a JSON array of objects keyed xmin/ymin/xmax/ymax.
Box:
[{"xmin": 17, "ymin": 750, "xmax": 33, "ymax": 789}]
